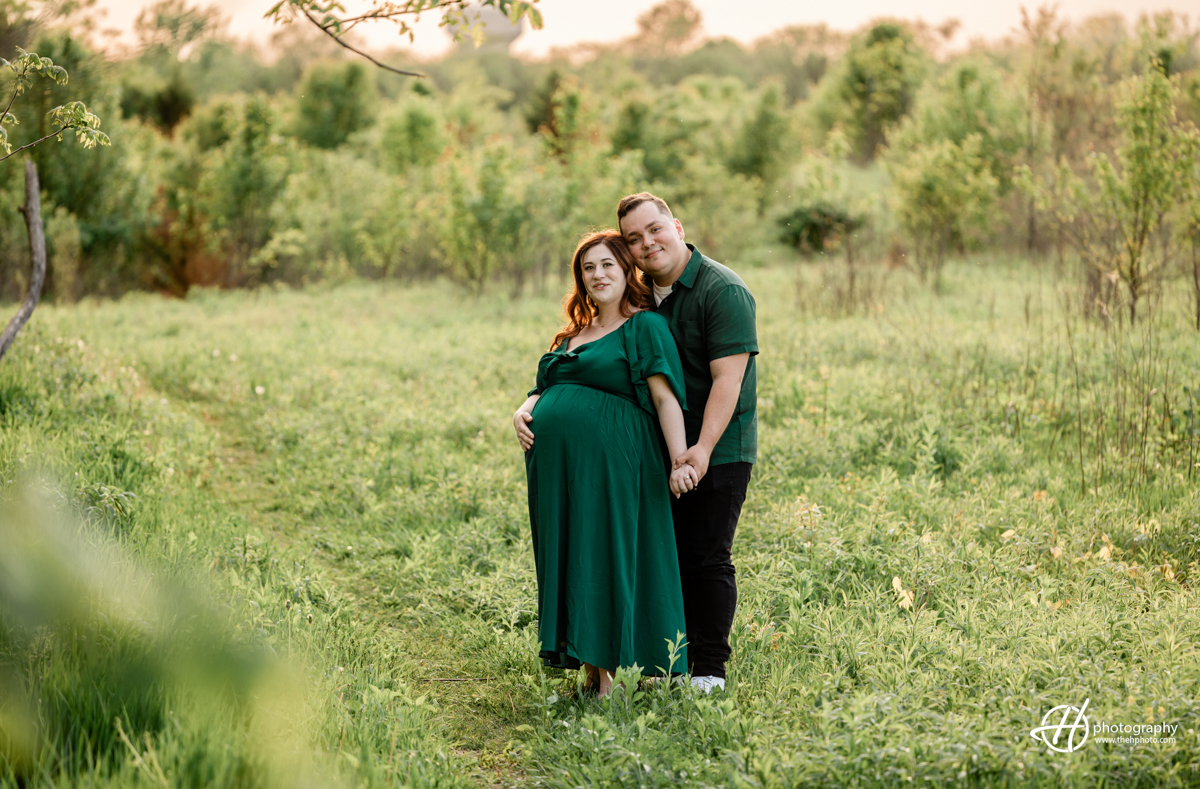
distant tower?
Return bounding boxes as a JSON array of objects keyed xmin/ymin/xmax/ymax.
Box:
[{"xmin": 470, "ymin": 5, "xmax": 522, "ymax": 54}]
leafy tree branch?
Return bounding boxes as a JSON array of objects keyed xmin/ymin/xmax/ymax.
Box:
[
  {"xmin": 265, "ymin": 0, "xmax": 543, "ymax": 78},
  {"xmin": 0, "ymin": 50, "xmax": 111, "ymax": 160},
  {"xmin": 0, "ymin": 49, "xmax": 110, "ymax": 364}
]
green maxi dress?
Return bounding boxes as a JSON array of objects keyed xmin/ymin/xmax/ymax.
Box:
[{"xmin": 525, "ymin": 310, "xmax": 689, "ymax": 676}]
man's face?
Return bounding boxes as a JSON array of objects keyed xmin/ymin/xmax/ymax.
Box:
[{"xmin": 619, "ymin": 202, "xmax": 688, "ymax": 284}]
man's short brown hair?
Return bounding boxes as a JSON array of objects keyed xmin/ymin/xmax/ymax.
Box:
[{"xmin": 617, "ymin": 192, "xmax": 673, "ymax": 221}]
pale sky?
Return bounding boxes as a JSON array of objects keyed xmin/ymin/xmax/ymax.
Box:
[{"xmin": 90, "ymin": 0, "xmax": 1196, "ymax": 57}]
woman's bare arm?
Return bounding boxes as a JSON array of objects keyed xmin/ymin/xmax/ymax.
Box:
[{"xmin": 647, "ymin": 374, "xmax": 697, "ymax": 496}]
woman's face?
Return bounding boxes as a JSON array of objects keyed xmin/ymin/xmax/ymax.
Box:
[{"xmin": 580, "ymin": 243, "xmax": 627, "ymax": 309}]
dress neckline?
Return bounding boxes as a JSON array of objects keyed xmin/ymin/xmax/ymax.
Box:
[{"xmin": 563, "ymin": 312, "xmax": 639, "ymax": 353}]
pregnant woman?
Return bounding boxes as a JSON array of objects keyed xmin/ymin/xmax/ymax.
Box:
[{"xmin": 512, "ymin": 230, "xmax": 697, "ymax": 697}]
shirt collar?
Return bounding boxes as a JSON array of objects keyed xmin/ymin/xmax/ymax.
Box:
[{"xmin": 673, "ymin": 244, "xmax": 703, "ymax": 290}]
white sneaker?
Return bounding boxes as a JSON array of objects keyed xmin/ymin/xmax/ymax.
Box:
[
  {"xmin": 640, "ymin": 676, "xmax": 688, "ymax": 688},
  {"xmin": 690, "ymin": 675, "xmax": 726, "ymax": 693}
]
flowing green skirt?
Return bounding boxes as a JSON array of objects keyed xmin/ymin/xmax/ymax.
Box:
[{"xmin": 525, "ymin": 383, "xmax": 688, "ymax": 676}]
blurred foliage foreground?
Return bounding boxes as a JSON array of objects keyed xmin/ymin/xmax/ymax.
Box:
[{"xmin": 1, "ymin": 259, "xmax": 1199, "ymax": 787}]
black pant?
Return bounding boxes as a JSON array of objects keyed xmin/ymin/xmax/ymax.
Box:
[{"xmin": 670, "ymin": 461, "xmax": 752, "ymax": 679}]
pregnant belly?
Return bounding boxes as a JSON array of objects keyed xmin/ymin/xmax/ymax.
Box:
[{"xmin": 528, "ymin": 384, "xmax": 653, "ymax": 458}]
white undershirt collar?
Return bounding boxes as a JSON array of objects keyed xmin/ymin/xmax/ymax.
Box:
[{"xmin": 653, "ymin": 282, "xmax": 673, "ymax": 306}]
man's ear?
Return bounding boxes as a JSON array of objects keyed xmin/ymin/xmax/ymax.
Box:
[{"xmin": 675, "ymin": 218, "xmax": 685, "ymax": 240}]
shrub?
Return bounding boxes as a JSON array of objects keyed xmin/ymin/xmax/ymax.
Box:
[
  {"xmin": 889, "ymin": 57, "xmax": 1026, "ymax": 191},
  {"xmin": 380, "ymin": 97, "xmax": 447, "ymax": 173},
  {"xmin": 293, "ymin": 60, "xmax": 378, "ymax": 150},
  {"xmin": 813, "ymin": 22, "xmax": 927, "ymax": 161},
  {"xmin": 887, "ymin": 134, "xmax": 999, "ymax": 290}
]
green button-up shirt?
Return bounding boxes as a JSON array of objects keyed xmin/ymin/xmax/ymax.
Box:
[{"xmin": 654, "ymin": 244, "xmax": 758, "ymax": 466}]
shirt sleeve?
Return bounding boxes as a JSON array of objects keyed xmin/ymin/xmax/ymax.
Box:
[
  {"xmin": 625, "ymin": 312, "xmax": 687, "ymax": 414},
  {"xmin": 705, "ymin": 284, "xmax": 758, "ymax": 360}
]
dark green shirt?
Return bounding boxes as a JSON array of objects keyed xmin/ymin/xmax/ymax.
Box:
[{"xmin": 654, "ymin": 244, "xmax": 757, "ymax": 466}]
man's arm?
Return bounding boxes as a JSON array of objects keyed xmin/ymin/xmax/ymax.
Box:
[{"xmin": 673, "ymin": 353, "xmax": 749, "ymax": 481}]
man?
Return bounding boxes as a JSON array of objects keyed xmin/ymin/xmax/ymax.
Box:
[{"xmin": 617, "ymin": 192, "xmax": 757, "ymax": 693}]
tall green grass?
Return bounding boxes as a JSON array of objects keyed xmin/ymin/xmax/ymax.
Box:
[
  {"xmin": 0, "ymin": 317, "xmax": 471, "ymax": 786},
  {"xmin": 2, "ymin": 258, "xmax": 1199, "ymax": 787}
]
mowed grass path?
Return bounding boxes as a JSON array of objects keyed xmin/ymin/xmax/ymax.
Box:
[{"xmin": 15, "ymin": 259, "xmax": 1200, "ymax": 787}]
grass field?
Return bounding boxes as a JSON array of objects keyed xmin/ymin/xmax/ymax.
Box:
[{"xmin": 3, "ymin": 259, "xmax": 1200, "ymax": 787}]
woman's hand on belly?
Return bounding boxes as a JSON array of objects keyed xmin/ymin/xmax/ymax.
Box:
[
  {"xmin": 513, "ymin": 393, "xmax": 540, "ymax": 451},
  {"xmin": 514, "ymin": 410, "xmax": 534, "ymax": 451}
]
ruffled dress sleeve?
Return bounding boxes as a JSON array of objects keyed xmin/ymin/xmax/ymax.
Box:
[
  {"xmin": 623, "ymin": 311, "xmax": 687, "ymax": 415},
  {"xmin": 529, "ymin": 349, "xmax": 561, "ymax": 397}
]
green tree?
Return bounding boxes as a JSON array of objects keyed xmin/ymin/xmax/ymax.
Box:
[
  {"xmin": 728, "ymin": 82, "xmax": 793, "ymax": 213},
  {"xmin": 815, "ymin": 22, "xmax": 926, "ymax": 161},
  {"xmin": 8, "ymin": 32, "xmax": 152, "ymax": 299},
  {"xmin": 380, "ymin": 96, "xmax": 445, "ymax": 172},
  {"xmin": 2, "ymin": 31, "xmax": 137, "ymax": 300},
  {"xmin": 1, "ymin": 47, "xmax": 109, "ymax": 162},
  {"xmin": 133, "ymin": 0, "xmax": 221, "ymax": 57},
  {"xmin": 117, "ymin": 0, "xmax": 226, "ymax": 133},
  {"xmin": 202, "ymin": 96, "xmax": 290, "ymax": 279},
  {"xmin": 1021, "ymin": 59, "xmax": 1200, "ymax": 323},
  {"xmin": 523, "ymin": 67, "xmax": 561, "ymax": 134},
  {"xmin": 435, "ymin": 61, "xmax": 513, "ymax": 147},
  {"xmin": 779, "ymin": 132, "xmax": 878, "ymax": 312},
  {"xmin": 1091, "ymin": 61, "xmax": 1199, "ymax": 322},
  {"xmin": 120, "ymin": 68, "xmax": 194, "ymax": 133},
  {"xmin": 611, "ymin": 96, "xmax": 650, "ymax": 158},
  {"xmin": 889, "ymin": 58, "xmax": 1026, "ymax": 191},
  {"xmin": 631, "ymin": 0, "xmax": 702, "ymax": 56},
  {"xmin": 180, "ymin": 94, "xmax": 238, "ymax": 151},
  {"xmin": 0, "ymin": 47, "xmax": 109, "ymax": 361},
  {"xmin": 354, "ymin": 176, "xmax": 417, "ymax": 284},
  {"xmin": 294, "ymin": 60, "xmax": 377, "ymax": 149},
  {"xmin": 609, "ymin": 75, "xmax": 750, "ymax": 183},
  {"xmin": 11, "ymin": 34, "xmax": 120, "ymax": 224},
  {"xmin": 634, "ymin": 37, "xmax": 753, "ymax": 87},
  {"xmin": 888, "ymin": 134, "xmax": 999, "ymax": 291},
  {"xmin": 749, "ymin": 25, "xmax": 844, "ymax": 103},
  {"xmin": 436, "ymin": 141, "xmax": 531, "ymax": 294},
  {"xmin": 529, "ymin": 73, "xmax": 587, "ymax": 163},
  {"xmin": 261, "ymin": 147, "xmax": 414, "ymax": 285},
  {"xmin": 1180, "ymin": 170, "xmax": 1200, "ymax": 330},
  {"xmin": 152, "ymin": 95, "xmax": 290, "ymax": 290}
]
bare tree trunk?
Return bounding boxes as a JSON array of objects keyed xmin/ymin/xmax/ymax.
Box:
[
  {"xmin": 1027, "ymin": 196, "xmax": 1037, "ymax": 257},
  {"xmin": 1192, "ymin": 236, "xmax": 1199, "ymax": 331},
  {"xmin": 1128, "ymin": 269, "xmax": 1139, "ymax": 325},
  {"xmin": 1083, "ymin": 262, "xmax": 1103, "ymax": 320},
  {"xmin": 1055, "ymin": 224, "xmax": 1065, "ymax": 278},
  {"xmin": 933, "ymin": 237, "xmax": 946, "ymax": 295},
  {"xmin": 844, "ymin": 231, "xmax": 856, "ymax": 313},
  {"xmin": 0, "ymin": 161, "xmax": 46, "ymax": 363}
]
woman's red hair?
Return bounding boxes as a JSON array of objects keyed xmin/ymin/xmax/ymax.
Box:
[{"xmin": 550, "ymin": 231, "xmax": 651, "ymax": 350}]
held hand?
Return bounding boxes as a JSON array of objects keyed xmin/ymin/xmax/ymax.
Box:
[
  {"xmin": 670, "ymin": 463, "xmax": 698, "ymax": 498},
  {"xmin": 673, "ymin": 445, "xmax": 710, "ymax": 483},
  {"xmin": 513, "ymin": 410, "xmax": 535, "ymax": 451}
]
